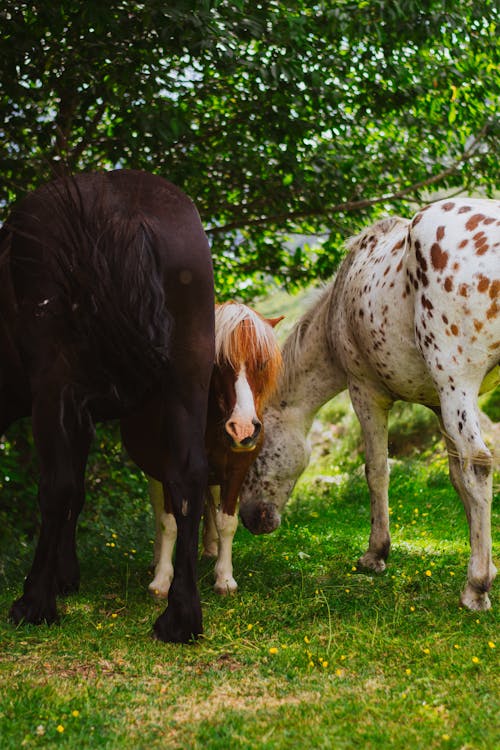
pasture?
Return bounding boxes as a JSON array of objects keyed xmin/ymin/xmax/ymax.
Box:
[{"xmin": 0, "ymin": 387, "xmax": 498, "ymax": 749}]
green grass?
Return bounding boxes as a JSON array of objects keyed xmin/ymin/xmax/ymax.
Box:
[
  {"xmin": 0, "ymin": 282, "xmax": 500, "ymax": 750},
  {"xmin": 0, "ymin": 450, "xmax": 498, "ymax": 749},
  {"xmin": 0, "ymin": 281, "xmax": 498, "ymax": 747}
]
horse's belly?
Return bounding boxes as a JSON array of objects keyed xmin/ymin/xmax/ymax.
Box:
[
  {"xmin": 340, "ymin": 262, "xmax": 440, "ymax": 403},
  {"xmin": 349, "ymin": 330, "xmax": 441, "ymax": 406}
]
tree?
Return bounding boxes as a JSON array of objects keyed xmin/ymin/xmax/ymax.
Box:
[{"xmin": 1, "ymin": 1, "xmax": 498, "ymax": 299}]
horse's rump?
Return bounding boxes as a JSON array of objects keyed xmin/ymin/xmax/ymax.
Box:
[{"xmin": 6, "ymin": 171, "xmax": 205, "ymax": 405}]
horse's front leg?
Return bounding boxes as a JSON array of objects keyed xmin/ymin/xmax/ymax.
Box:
[
  {"xmin": 212, "ymin": 483, "xmax": 239, "ymax": 595},
  {"xmin": 10, "ymin": 388, "xmax": 93, "ymax": 625},
  {"xmin": 348, "ymin": 380, "xmax": 392, "ymax": 573},
  {"xmin": 202, "ymin": 487, "xmax": 219, "ymax": 558},
  {"xmin": 148, "ymin": 476, "xmax": 177, "ymax": 599}
]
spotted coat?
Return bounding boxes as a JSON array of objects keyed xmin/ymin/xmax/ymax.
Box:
[{"xmin": 240, "ymin": 198, "xmax": 499, "ymax": 612}]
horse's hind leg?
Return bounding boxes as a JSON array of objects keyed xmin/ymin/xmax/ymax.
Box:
[
  {"xmin": 56, "ymin": 418, "xmax": 94, "ymax": 595},
  {"xmin": 9, "ymin": 387, "xmax": 93, "ymax": 625},
  {"xmin": 348, "ymin": 380, "xmax": 392, "ymax": 572},
  {"xmin": 439, "ymin": 393, "xmax": 496, "ymax": 610}
]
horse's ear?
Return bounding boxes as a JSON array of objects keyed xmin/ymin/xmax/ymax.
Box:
[{"xmin": 267, "ymin": 315, "xmax": 285, "ymax": 328}]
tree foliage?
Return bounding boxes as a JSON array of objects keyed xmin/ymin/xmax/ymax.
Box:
[{"xmin": 1, "ymin": 1, "xmax": 498, "ymax": 299}]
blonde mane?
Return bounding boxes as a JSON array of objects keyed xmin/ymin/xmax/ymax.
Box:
[{"xmin": 215, "ymin": 302, "xmax": 282, "ymax": 396}]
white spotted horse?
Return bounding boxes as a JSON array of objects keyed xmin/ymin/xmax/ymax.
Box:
[
  {"xmin": 121, "ymin": 302, "xmax": 282, "ymax": 597},
  {"xmin": 0, "ymin": 170, "xmax": 215, "ymax": 642},
  {"xmin": 240, "ymin": 198, "xmax": 499, "ymax": 611}
]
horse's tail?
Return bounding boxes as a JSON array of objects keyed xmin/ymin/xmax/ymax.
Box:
[
  {"xmin": 0, "ymin": 223, "xmax": 11, "ymax": 269},
  {"xmin": 14, "ymin": 174, "xmax": 175, "ymax": 403}
]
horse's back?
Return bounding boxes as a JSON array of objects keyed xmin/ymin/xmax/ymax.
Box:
[{"xmin": 9, "ymin": 170, "xmax": 209, "ymax": 266}]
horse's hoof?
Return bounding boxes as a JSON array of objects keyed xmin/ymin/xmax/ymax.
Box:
[
  {"xmin": 9, "ymin": 595, "xmax": 59, "ymax": 626},
  {"xmin": 460, "ymin": 586, "xmax": 492, "ymax": 612},
  {"xmin": 202, "ymin": 545, "xmax": 218, "ymax": 559},
  {"xmin": 214, "ymin": 578, "xmax": 238, "ymax": 596},
  {"xmin": 148, "ymin": 581, "xmax": 170, "ymax": 600},
  {"xmin": 57, "ymin": 578, "xmax": 80, "ymax": 596},
  {"xmin": 357, "ymin": 553, "xmax": 386, "ymax": 574},
  {"xmin": 152, "ymin": 607, "xmax": 202, "ymax": 644}
]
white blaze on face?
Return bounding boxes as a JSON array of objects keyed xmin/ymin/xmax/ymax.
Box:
[{"xmin": 225, "ymin": 364, "xmax": 258, "ymax": 443}]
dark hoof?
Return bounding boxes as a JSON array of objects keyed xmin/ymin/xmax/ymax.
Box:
[
  {"xmin": 240, "ymin": 502, "xmax": 281, "ymax": 535},
  {"xmin": 9, "ymin": 594, "xmax": 59, "ymax": 626},
  {"xmin": 153, "ymin": 605, "xmax": 202, "ymax": 644},
  {"xmin": 57, "ymin": 577, "xmax": 80, "ymax": 596}
]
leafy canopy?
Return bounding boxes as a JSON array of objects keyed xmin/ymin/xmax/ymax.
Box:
[{"xmin": 1, "ymin": 1, "xmax": 498, "ymax": 299}]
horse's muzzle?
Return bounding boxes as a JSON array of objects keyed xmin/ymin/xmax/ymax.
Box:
[
  {"xmin": 240, "ymin": 501, "xmax": 281, "ymax": 534},
  {"xmin": 227, "ymin": 421, "xmax": 262, "ymax": 452}
]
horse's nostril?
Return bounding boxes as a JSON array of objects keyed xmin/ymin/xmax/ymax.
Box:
[
  {"xmin": 240, "ymin": 422, "xmax": 261, "ymax": 446},
  {"xmin": 252, "ymin": 421, "xmax": 262, "ymax": 439}
]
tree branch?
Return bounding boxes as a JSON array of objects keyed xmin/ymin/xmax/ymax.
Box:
[{"xmin": 206, "ymin": 125, "xmax": 491, "ymax": 236}]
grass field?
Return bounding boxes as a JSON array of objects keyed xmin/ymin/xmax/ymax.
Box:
[
  {"xmin": 1, "ymin": 289, "xmax": 499, "ymax": 749},
  {"xmin": 0, "ymin": 397, "xmax": 498, "ymax": 749}
]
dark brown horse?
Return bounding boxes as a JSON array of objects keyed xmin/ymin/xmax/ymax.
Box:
[
  {"xmin": 0, "ymin": 169, "xmax": 215, "ymax": 643},
  {"xmin": 121, "ymin": 302, "xmax": 282, "ymax": 597}
]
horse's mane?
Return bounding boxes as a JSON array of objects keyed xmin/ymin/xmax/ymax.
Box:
[
  {"xmin": 215, "ymin": 302, "xmax": 282, "ymax": 396},
  {"xmin": 279, "ymin": 283, "xmax": 334, "ymax": 396}
]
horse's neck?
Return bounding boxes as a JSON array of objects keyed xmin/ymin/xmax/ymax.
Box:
[{"xmin": 275, "ymin": 314, "xmax": 346, "ymax": 433}]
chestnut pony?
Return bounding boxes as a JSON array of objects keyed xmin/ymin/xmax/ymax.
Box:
[
  {"xmin": 0, "ymin": 170, "xmax": 214, "ymax": 643},
  {"xmin": 121, "ymin": 302, "xmax": 282, "ymax": 596}
]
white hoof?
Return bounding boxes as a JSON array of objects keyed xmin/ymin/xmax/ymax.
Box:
[
  {"xmin": 214, "ymin": 577, "xmax": 238, "ymax": 596},
  {"xmin": 202, "ymin": 544, "xmax": 218, "ymax": 559},
  {"xmin": 460, "ymin": 585, "xmax": 491, "ymax": 612},
  {"xmin": 358, "ymin": 552, "xmax": 387, "ymax": 573},
  {"xmin": 148, "ymin": 576, "xmax": 171, "ymax": 600}
]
